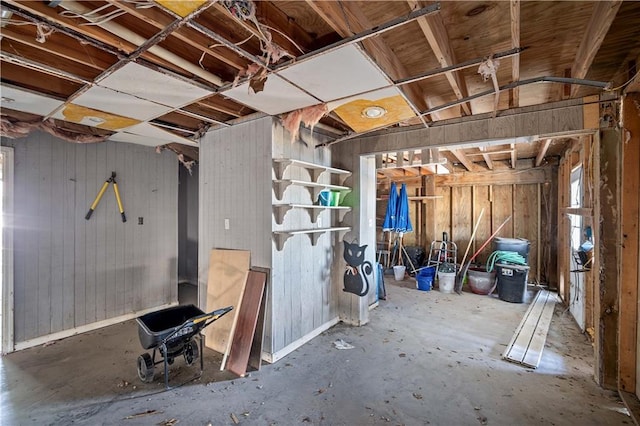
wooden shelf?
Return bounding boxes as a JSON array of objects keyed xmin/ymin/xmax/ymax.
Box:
[
  {"xmin": 273, "ymin": 204, "xmax": 351, "ymax": 224},
  {"xmin": 272, "ymin": 227, "xmax": 351, "ymax": 251},
  {"xmin": 273, "ymin": 158, "xmax": 351, "ymax": 183},
  {"xmin": 273, "ymin": 179, "xmax": 351, "ymax": 201}
]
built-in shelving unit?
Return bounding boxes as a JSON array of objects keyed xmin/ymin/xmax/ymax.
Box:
[
  {"xmin": 272, "ymin": 159, "xmax": 352, "ymax": 251},
  {"xmin": 273, "ymin": 204, "xmax": 351, "ymax": 224},
  {"xmin": 273, "ymin": 227, "xmax": 351, "ymax": 251}
]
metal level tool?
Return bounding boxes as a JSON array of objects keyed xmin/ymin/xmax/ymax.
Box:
[{"xmin": 85, "ymin": 172, "xmax": 126, "ymax": 222}]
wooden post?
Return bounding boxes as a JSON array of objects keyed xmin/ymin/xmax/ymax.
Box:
[
  {"xmin": 619, "ymin": 94, "xmax": 640, "ymax": 393},
  {"xmin": 597, "ymin": 128, "xmax": 621, "ymax": 389}
]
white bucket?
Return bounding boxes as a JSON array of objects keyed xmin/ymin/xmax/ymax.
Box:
[
  {"xmin": 393, "ymin": 265, "xmax": 406, "ymax": 281},
  {"xmin": 438, "ymin": 271, "xmax": 456, "ymax": 293}
]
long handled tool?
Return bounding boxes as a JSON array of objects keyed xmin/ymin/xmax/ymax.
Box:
[
  {"xmin": 459, "ymin": 208, "xmax": 485, "ymax": 270},
  {"xmin": 454, "ymin": 215, "xmax": 512, "ymax": 294},
  {"xmin": 85, "ymin": 172, "xmax": 127, "ymax": 222}
]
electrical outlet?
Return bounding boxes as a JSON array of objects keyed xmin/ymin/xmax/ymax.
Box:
[{"xmin": 224, "ymin": 218, "xmax": 230, "ymax": 230}]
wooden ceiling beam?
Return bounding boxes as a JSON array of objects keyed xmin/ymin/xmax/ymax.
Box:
[
  {"xmin": 570, "ymin": 0, "xmax": 622, "ymax": 97},
  {"xmin": 479, "ymin": 146, "xmax": 494, "ymax": 170},
  {"xmin": 305, "ymin": 0, "xmax": 428, "ymax": 112},
  {"xmin": 406, "ymin": 0, "xmax": 471, "ymax": 116},
  {"xmin": 510, "ymin": 0, "xmax": 520, "ymax": 108},
  {"xmin": 0, "ymin": 26, "xmax": 114, "ymax": 71},
  {"xmin": 535, "ymin": 138, "xmax": 553, "ymax": 167},
  {"xmin": 107, "ymin": 0, "xmax": 246, "ymax": 71},
  {"xmin": 448, "ymin": 149, "xmax": 474, "ymax": 171}
]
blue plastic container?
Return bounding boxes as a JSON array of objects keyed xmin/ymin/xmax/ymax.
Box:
[{"xmin": 416, "ymin": 266, "xmax": 436, "ymax": 291}]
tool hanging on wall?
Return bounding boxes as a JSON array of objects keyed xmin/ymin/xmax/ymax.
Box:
[{"xmin": 85, "ymin": 172, "xmax": 126, "ymax": 222}]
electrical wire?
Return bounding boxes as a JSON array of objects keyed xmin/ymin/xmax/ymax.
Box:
[{"xmin": 605, "ymin": 69, "xmax": 640, "ymax": 92}]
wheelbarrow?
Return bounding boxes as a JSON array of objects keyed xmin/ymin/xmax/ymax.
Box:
[{"xmin": 136, "ymin": 304, "xmax": 233, "ymax": 389}]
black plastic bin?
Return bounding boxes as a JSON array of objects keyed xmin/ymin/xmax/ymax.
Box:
[
  {"xmin": 496, "ymin": 263, "xmax": 529, "ymax": 303},
  {"xmin": 493, "ymin": 237, "xmax": 531, "ymax": 263}
]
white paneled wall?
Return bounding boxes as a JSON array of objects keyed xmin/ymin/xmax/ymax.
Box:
[{"xmin": 4, "ymin": 133, "xmax": 178, "ymax": 345}]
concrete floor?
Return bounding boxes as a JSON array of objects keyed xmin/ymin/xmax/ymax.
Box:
[{"xmin": 0, "ymin": 280, "xmax": 631, "ymax": 425}]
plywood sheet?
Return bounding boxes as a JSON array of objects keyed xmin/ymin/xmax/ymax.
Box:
[
  {"xmin": 227, "ymin": 270, "xmax": 267, "ymax": 377},
  {"xmin": 204, "ymin": 249, "xmax": 250, "ymax": 369},
  {"xmin": 278, "ymin": 44, "xmax": 389, "ymax": 102}
]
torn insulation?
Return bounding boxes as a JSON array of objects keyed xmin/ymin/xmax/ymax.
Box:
[
  {"xmin": 282, "ymin": 104, "xmax": 328, "ymax": 143},
  {"xmin": 1, "ymin": 117, "xmax": 109, "ymax": 143},
  {"xmin": 478, "ymin": 57, "xmax": 501, "ymax": 117}
]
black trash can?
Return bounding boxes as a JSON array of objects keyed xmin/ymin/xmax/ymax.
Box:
[
  {"xmin": 496, "ymin": 263, "xmax": 529, "ymax": 303},
  {"xmin": 493, "ymin": 237, "xmax": 531, "ymax": 263}
]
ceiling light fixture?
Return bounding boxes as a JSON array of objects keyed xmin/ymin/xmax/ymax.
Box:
[
  {"xmin": 86, "ymin": 116, "xmax": 106, "ymax": 125},
  {"xmin": 362, "ymin": 106, "xmax": 387, "ymax": 119}
]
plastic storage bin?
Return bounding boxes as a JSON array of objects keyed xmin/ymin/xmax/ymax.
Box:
[
  {"xmin": 496, "ymin": 263, "xmax": 529, "ymax": 303},
  {"xmin": 467, "ymin": 268, "xmax": 496, "ymax": 295},
  {"xmin": 416, "ymin": 266, "xmax": 436, "ymax": 291},
  {"xmin": 493, "ymin": 237, "xmax": 531, "ymax": 263}
]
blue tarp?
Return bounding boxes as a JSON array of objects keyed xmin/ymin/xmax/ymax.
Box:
[
  {"xmin": 395, "ymin": 183, "xmax": 413, "ymax": 234},
  {"xmin": 382, "ymin": 182, "xmax": 398, "ymax": 232}
]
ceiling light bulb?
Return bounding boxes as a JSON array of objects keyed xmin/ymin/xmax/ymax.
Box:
[{"xmin": 362, "ymin": 106, "xmax": 387, "ymax": 119}]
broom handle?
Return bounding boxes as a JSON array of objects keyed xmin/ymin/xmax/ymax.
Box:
[
  {"xmin": 467, "ymin": 215, "xmax": 512, "ymax": 264},
  {"xmin": 459, "ymin": 208, "xmax": 485, "ymax": 268}
]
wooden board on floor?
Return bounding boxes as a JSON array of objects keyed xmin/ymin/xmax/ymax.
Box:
[
  {"xmin": 204, "ymin": 249, "xmax": 250, "ymax": 370},
  {"xmin": 502, "ymin": 289, "xmax": 557, "ymax": 368},
  {"xmin": 227, "ymin": 270, "xmax": 267, "ymax": 377},
  {"xmin": 248, "ymin": 268, "xmax": 269, "ymax": 371}
]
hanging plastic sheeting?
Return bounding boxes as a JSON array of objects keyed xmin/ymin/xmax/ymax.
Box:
[
  {"xmin": 382, "ymin": 182, "xmax": 398, "ymax": 232},
  {"xmin": 395, "ymin": 183, "xmax": 413, "ymax": 234}
]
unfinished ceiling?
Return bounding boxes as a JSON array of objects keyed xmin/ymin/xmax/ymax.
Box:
[{"xmin": 1, "ymin": 1, "xmax": 639, "ymax": 163}]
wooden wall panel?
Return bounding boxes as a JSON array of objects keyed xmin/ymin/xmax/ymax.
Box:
[
  {"xmin": 451, "ymin": 186, "xmax": 472, "ymax": 264},
  {"xmin": 473, "ymin": 186, "xmax": 493, "ymax": 264},
  {"xmin": 3, "ymin": 133, "xmax": 178, "ymax": 344},
  {"xmin": 514, "ymin": 184, "xmax": 539, "ymax": 280},
  {"xmin": 435, "ymin": 186, "xmax": 451, "ymax": 243},
  {"xmin": 492, "ymin": 185, "xmax": 513, "ymax": 240}
]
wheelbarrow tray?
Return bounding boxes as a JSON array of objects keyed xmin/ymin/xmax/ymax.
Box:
[{"xmin": 137, "ymin": 304, "xmax": 207, "ymax": 350}]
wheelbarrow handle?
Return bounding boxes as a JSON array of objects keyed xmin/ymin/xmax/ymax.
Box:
[{"xmin": 193, "ymin": 306, "xmax": 234, "ymax": 325}]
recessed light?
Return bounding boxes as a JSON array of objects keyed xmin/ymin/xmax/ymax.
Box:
[
  {"xmin": 1, "ymin": 96, "xmax": 15, "ymax": 103},
  {"xmin": 86, "ymin": 116, "xmax": 106, "ymax": 124},
  {"xmin": 362, "ymin": 106, "xmax": 387, "ymax": 119}
]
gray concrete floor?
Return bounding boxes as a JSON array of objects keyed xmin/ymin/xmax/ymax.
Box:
[{"xmin": 0, "ymin": 279, "xmax": 631, "ymax": 425}]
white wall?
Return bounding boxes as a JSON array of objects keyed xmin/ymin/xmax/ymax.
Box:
[{"xmin": 3, "ymin": 132, "xmax": 178, "ymax": 345}]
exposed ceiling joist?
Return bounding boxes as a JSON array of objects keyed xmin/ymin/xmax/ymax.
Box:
[
  {"xmin": 449, "ymin": 148, "xmax": 474, "ymax": 171},
  {"xmin": 305, "ymin": 0, "xmax": 428, "ymax": 113},
  {"xmin": 479, "ymin": 146, "xmax": 494, "ymax": 170},
  {"xmin": 407, "ymin": 0, "xmax": 471, "ymax": 116},
  {"xmin": 535, "ymin": 139, "xmax": 553, "ymax": 167},
  {"xmin": 510, "ymin": 0, "xmax": 520, "ymax": 108},
  {"xmin": 570, "ymin": 0, "xmax": 623, "ymax": 97}
]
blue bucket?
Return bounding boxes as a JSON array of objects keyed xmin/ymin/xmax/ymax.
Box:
[
  {"xmin": 416, "ymin": 266, "xmax": 436, "ymax": 291},
  {"xmin": 318, "ymin": 190, "xmax": 331, "ymax": 206}
]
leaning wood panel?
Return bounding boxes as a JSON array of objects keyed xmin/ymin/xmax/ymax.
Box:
[
  {"xmin": 620, "ymin": 94, "xmax": 640, "ymax": 393},
  {"xmin": 227, "ymin": 270, "xmax": 267, "ymax": 377},
  {"xmin": 205, "ymin": 249, "xmax": 250, "ymax": 369}
]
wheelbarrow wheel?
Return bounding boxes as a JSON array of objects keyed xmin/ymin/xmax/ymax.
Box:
[
  {"xmin": 184, "ymin": 339, "xmax": 199, "ymax": 366},
  {"xmin": 137, "ymin": 353, "xmax": 154, "ymax": 383}
]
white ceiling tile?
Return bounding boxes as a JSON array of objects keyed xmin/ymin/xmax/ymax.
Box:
[
  {"xmin": 122, "ymin": 122, "xmax": 198, "ymax": 146},
  {"xmin": 223, "ymin": 74, "xmax": 319, "ymax": 115},
  {"xmin": 97, "ymin": 62, "xmax": 212, "ymax": 107},
  {"xmin": 74, "ymin": 86, "xmax": 171, "ymax": 121},
  {"xmin": 108, "ymin": 132, "xmax": 167, "ymax": 147},
  {"xmin": 0, "ymin": 84, "xmax": 64, "ymax": 116},
  {"xmin": 278, "ymin": 45, "xmax": 390, "ymax": 102}
]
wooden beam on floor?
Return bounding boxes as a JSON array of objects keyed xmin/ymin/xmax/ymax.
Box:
[
  {"xmin": 570, "ymin": 1, "xmax": 622, "ymax": 97},
  {"xmin": 619, "ymin": 93, "xmax": 640, "ymax": 393}
]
